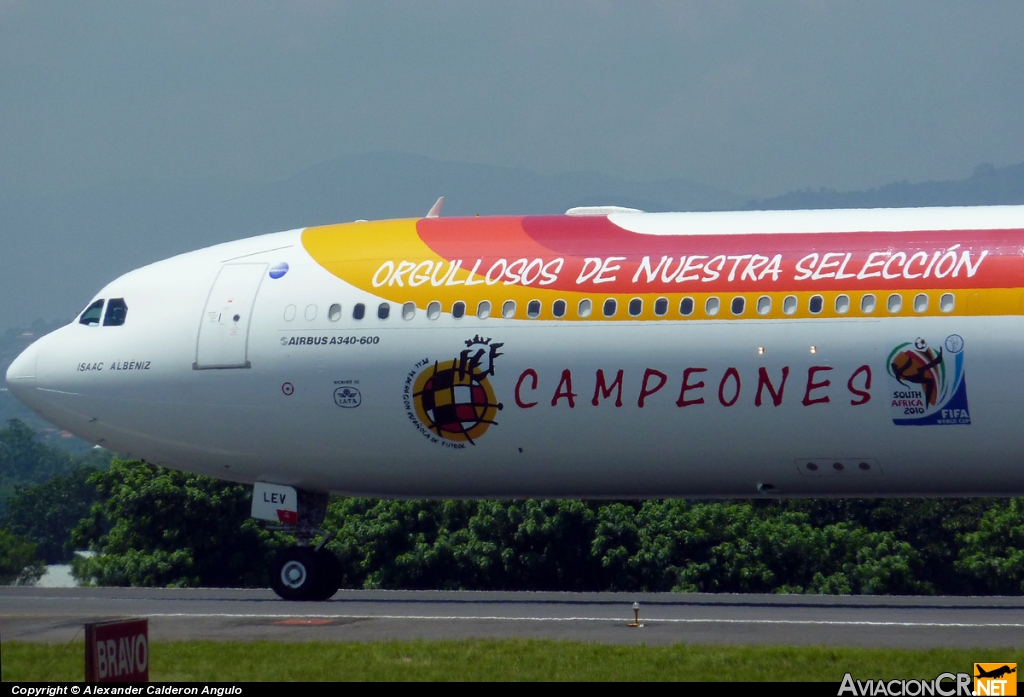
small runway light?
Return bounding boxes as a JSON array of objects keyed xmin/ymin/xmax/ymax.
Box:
[
  {"xmin": 810, "ymin": 345, "xmax": 817, "ymax": 354},
  {"xmin": 757, "ymin": 347, "xmax": 765, "ymax": 355},
  {"xmin": 628, "ymin": 602, "xmax": 643, "ymax": 628}
]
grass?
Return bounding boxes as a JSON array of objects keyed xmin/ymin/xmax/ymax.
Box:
[{"xmin": 2, "ymin": 640, "xmax": 1021, "ymax": 682}]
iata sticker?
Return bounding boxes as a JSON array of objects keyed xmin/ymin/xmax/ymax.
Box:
[
  {"xmin": 334, "ymin": 386, "xmax": 361, "ymax": 408},
  {"xmin": 887, "ymin": 334, "xmax": 970, "ymax": 426}
]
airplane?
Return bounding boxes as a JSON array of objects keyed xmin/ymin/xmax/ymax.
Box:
[
  {"xmin": 6, "ymin": 200, "xmax": 1024, "ymax": 599},
  {"xmin": 976, "ymin": 665, "xmax": 1017, "ymax": 680}
]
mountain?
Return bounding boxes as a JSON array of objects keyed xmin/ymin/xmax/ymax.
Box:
[
  {"xmin": 749, "ymin": 162, "xmax": 1024, "ymax": 210},
  {"xmin": 251, "ymin": 151, "xmax": 742, "ymax": 223}
]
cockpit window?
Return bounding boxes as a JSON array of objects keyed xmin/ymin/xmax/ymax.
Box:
[
  {"xmin": 103, "ymin": 298, "xmax": 128, "ymax": 326},
  {"xmin": 79, "ymin": 299, "xmax": 104, "ymax": 326}
]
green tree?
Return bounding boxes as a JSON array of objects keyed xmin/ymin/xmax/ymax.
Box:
[
  {"xmin": 325, "ymin": 499, "xmax": 612, "ymax": 591},
  {"xmin": 46, "ymin": 456, "xmax": 1017, "ymax": 595},
  {"xmin": 956, "ymin": 498, "xmax": 1024, "ymax": 594},
  {"xmin": 2, "ymin": 466, "xmax": 102, "ymax": 563},
  {"xmin": 71, "ymin": 460, "xmax": 288, "ymax": 587},
  {"xmin": 0, "ymin": 529, "xmax": 45, "ymax": 585},
  {"xmin": 322, "ymin": 498, "xmax": 936, "ymax": 595},
  {"xmin": 663, "ymin": 504, "xmax": 924, "ymax": 595},
  {"xmin": 0, "ymin": 419, "xmax": 76, "ymax": 508},
  {"xmin": 780, "ymin": 498, "xmax": 994, "ymax": 594}
]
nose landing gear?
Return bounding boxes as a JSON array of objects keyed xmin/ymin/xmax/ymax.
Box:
[
  {"xmin": 270, "ymin": 546, "xmax": 342, "ymax": 601},
  {"xmin": 253, "ymin": 483, "xmax": 342, "ymax": 601}
]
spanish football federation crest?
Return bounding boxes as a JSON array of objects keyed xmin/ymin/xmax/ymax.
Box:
[
  {"xmin": 887, "ymin": 334, "xmax": 970, "ymax": 426},
  {"xmin": 403, "ymin": 336, "xmax": 504, "ymax": 448}
]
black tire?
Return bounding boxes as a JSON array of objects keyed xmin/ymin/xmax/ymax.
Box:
[
  {"xmin": 310, "ymin": 548, "xmax": 342, "ymax": 601},
  {"xmin": 269, "ymin": 548, "xmax": 322, "ymax": 601}
]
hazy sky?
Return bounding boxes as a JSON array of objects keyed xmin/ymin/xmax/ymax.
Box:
[{"xmin": 2, "ymin": 1, "xmax": 1024, "ymax": 199}]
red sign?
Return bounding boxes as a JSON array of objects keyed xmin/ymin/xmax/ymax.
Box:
[{"xmin": 85, "ymin": 618, "xmax": 149, "ymax": 682}]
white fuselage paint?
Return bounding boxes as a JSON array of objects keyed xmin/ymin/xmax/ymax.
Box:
[{"xmin": 7, "ymin": 209, "xmax": 1024, "ymax": 498}]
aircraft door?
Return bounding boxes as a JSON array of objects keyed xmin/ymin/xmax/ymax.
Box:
[{"xmin": 194, "ymin": 263, "xmax": 268, "ymax": 369}]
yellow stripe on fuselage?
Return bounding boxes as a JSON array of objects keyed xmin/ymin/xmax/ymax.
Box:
[{"xmin": 301, "ymin": 219, "xmax": 1024, "ymax": 321}]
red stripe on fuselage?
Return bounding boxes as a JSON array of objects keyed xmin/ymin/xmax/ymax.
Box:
[{"xmin": 416, "ymin": 216, "xmax": 1023, "ymax": 293}]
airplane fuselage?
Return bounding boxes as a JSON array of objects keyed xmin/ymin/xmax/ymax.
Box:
[{"xmin": 8, "ymin": 206, "xmax": 1024, "ymax": 498}]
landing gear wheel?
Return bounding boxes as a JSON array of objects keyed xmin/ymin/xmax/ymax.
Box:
[
  {"xmin": 270, "ymin": 548, "xmax": 322, "ymax": 601},
  {"xmin": 310, "ymin": 548, "xmax": 341, "ymax": 601}
]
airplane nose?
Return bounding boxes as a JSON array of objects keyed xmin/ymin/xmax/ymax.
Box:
[{"xmin": 6, "ymin": 340, "xmax": 39, "ymax": 402}]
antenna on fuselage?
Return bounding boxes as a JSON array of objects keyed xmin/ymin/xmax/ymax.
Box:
[{"xmin": 426, "ymin": 196, "xmax": 444, "ymax": 218}]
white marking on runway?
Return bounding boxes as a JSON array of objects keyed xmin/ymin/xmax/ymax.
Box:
[{"xmin": 124, "ymin": 613, "xmax": 1024, "ymax": 628}]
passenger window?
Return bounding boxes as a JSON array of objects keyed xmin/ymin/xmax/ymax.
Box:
[
  {"xmin": 476, "ymin": 300, "xmax": 491, "ymax": 319},
  {"xmin": 888, "ymin": 293, "xmax": 902, "ymax": 313},
  {"xmin": 835, "ymin": 294, "xmax": 850, "ymax": 314},
  {"xmin": 328, "ymin": 304, "xmax": 342, "ymax": 322},
  {"xmin": 453, "ymin": 301, "xmax": 466, "ymax": 319},
  {"xmin": 502, "ymin": 300, "xmax": 516, "ymax": 319},
  {"xmin": 782, "ymin": 296, "xmax": 797, "ymax": 315},
  {"xmin": 578, "ymin": 299, "xmax": 593, "ymax": 318},
  {"xmin": 756, "ymin": 296, "xmax": 771, "ymax": 315},
  {"xmin": 914, "ymin": 293, "xmax": 928, "ymax": 313},
  {"xmin": 861, "ymin": 294, "xmax": 876, "ymax": 313},
  {"xmin": 603, "ymin": 299, "xmax": 617, "ymax": 317},
  {"xmin": 527, "ymin": 300, "xmax": 541, "ymax": 318},
  {"xmin": 679, "ymin": 297, "xmax": 694, "ymax": 316},
  {"xmin": 427, "ymin": 301, "xmax": 442, "ymax": 320},
  {"xmin": 552, "ymin": 299, "xmax": 566, "ymax": 318},
  {"xmin": 705, "ymin": 297, "xmax": 720, "ymax": 316},
  {"xmin": 654, "ymin": 297, "xmax": 668, "ymax": 316},
  {"xmin": 402, "ymin": 302, "xmax": 416, "ymax": 320},
  {"xmin": 940, "ymin": 293, "xmax": 955, "ymax": 313},
  {"xmin": 79, "ymin": 299, "xmax": 104, "ymax": 326},
  {"xmin": 628, "ymin": 298, "xmax": 642, "ymax": 317},
  {"xmin": 305, "ymin": 304, "xmax": 317, "ymax": 321},
  {"xmin": 103, "ymin": 298, "xmax": 128, "ymax": 326},
  {"xmin": 377, "ymin": 303, "xmax": 390, "ymax": 320},
  {"xmin": 730, "ymin": 297, "xmax": 745, "ymax": 315},
  {"xmin": 809, "ymin": 295, "xmax": 824, "ymax": 314},
  {"xmin": 353, "ymin": 303, "xmax": 365, "ymax": 320}
]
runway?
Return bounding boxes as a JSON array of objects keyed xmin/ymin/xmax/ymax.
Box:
[{"xmin": 2, "ymin": 587, "xmax": 1023, "ymax": 648}]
